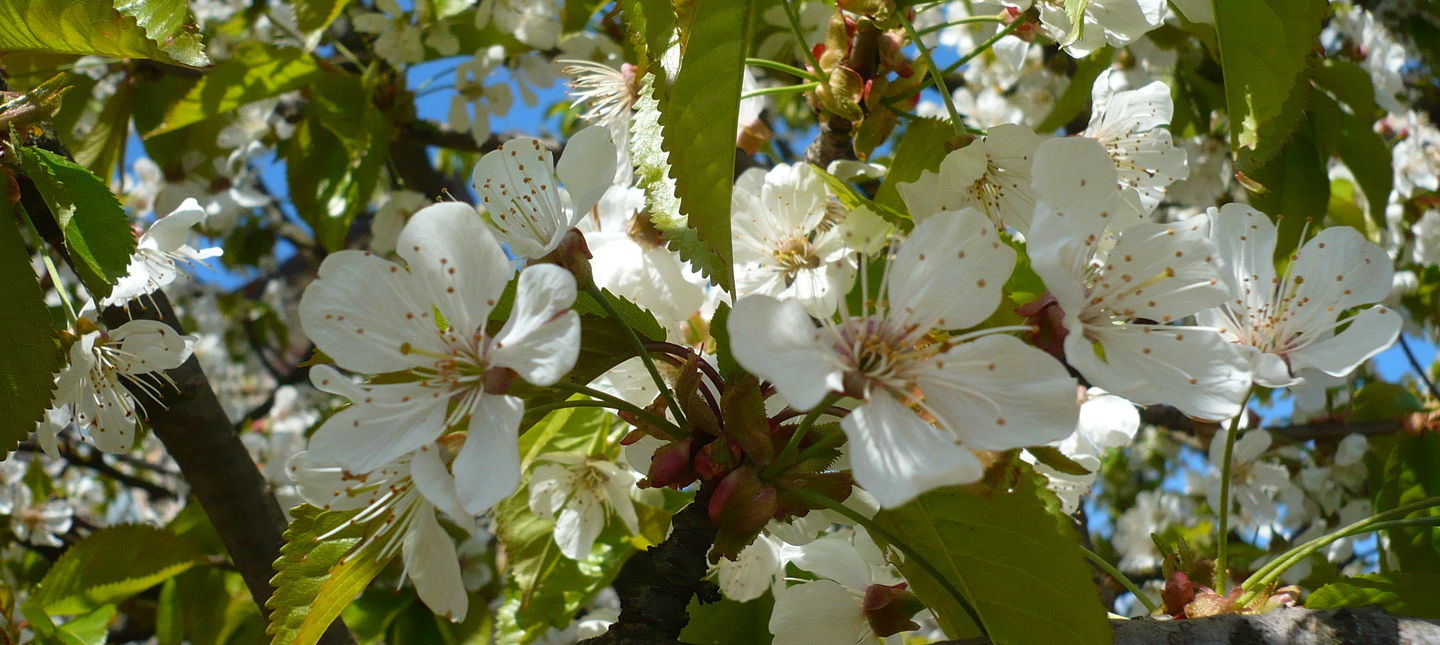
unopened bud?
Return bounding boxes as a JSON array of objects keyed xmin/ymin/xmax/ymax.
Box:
[
  {"xmin": 862, "ymin": 583, "xmax": 924, "ymax": 637},
  {"xmin": 644, "ymin": 438, "xmax": 698, "ymax": 489},
  {"xmin": 1162, "ymin": 571, "xmax": 1194, "ymax": 617}
]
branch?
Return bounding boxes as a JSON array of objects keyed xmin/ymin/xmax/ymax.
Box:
[
  {"xmin": 579, "ymin": 488, "xmax": 719, "ymax": 645},
  {"xmin": 935, "ymin": 606, "xmax": 1440, "ymax": 644}
]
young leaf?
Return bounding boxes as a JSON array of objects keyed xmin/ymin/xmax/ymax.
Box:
[
  {"xmin": 1240, "ymin": 122, "xmax": 1330, "ymax": 261},
  {"xmin": 296, "ymin": 0, "xmax": 355, "ymax": 34},
  {"xmin": 871, "ymin": 470, "xmax": 1109, "ymax": 643},
  {"xmin": 572, "ymin": 289, "xmax": 666, "ymax": 344},
  {"xmin": 0, "ymin": 0, "xmax": 209, "ymax": 67},
  {"xmin": 113, "ymin": 0, "xmax": 211, "ymax": 67},
  {"xmin": 1062, "ymin": 0, "xmax": 1090, "ymax": 47},
  {"xmin": 1375, "ymin": 433, "xmax": 1440, "ymax": 572},
  {"xmin": 652, "ymin": 0, "xmax": 757, "ymax": 292},
  {"xmin": 147, "ymin": 43, "xmax": 322, "ymax": 137},
  {"xmin": 31, "ymin": 524, "xmax": 208, "ymax": 615},
  {"xmin": 267, "ymin": 505, "xmax": 392, "ymax": 645},
  {"xmin": 0, "ymin": 189, "xmax": 61, "ymax": 459},
  {"xmin": 1212, "ymin": 0, "xmax": 1327, "ymax": 158},
  {"xmin": 1306, "ymin": 573, "xmax": 1440, "ymax": 619},
  {"xmin": 17, "ymin": 146, "xmax": 136, "ymax": 301}
]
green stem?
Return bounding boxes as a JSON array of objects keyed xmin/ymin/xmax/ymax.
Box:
[
  {"xmin": 941, "ymin": 17, "xmax": 1025, "ymax": 76},
  {"xmin": 783, "ymin": 488, "xmax": 989, "ymax": 639},
  {"xmin": 1213, "ymin": 387, "xmax": 1253, "ymax": 593},
  {"xmin": 916, "ymin": 15, "xmax": 1006, "ymax": 37},
  {"xmin": 583, "ymin": 284, "xmax": 688, "ymax": 429},
  {"xmin": 745, "ymin": 58, "xmax": 820, "ymax": 81},
  {"xmin": 780, "ymin": 0, "xmax": 828, "ymax": 83},
  {"xmin": 896, "ymin": 11, "xmax": 967, "ymax": 138},
  {"xmin": 1081, "ymin": 547, "xmax": 1159, "ymax": 614},
  {"xmin": 742, "ymin": 82, "xmax": 821, "ymax": 99},
  {"xmin": 1236, "ymin": 496, "xmax": 1440, "ymax": 606},
  {"xmin": 763, "ymin": 393, "xmax": 842, "ymax": 478},
  {"xmin": 546, "ymin": 381, "xmax": 686, "ymax": 441}
]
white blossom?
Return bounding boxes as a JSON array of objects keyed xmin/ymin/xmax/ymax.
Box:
[
  {"xmin": 1082, "ymin": 70, "xmax": 1189, "ymax": 214},
  {"xmin": 528, "ymin": 453, "xmax": 641, "ymax": 560},
  {"xmin": 102, "ymin": 198, "xmax": 223, "ymax": 308},
  {"xmin": 898, "ymin": 124, "xmax": 1042, "ymax": 233}
]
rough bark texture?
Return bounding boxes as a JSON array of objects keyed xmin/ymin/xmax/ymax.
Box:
[
  {"xmin": 579, "ymin": 488, "xmax": 720, "ymax": 645},
  {"xmin": 937, "ymin": 608, "xmax": 1440, "ymax": 645}
]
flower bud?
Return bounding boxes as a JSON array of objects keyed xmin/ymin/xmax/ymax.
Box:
[
  {"xmin": 1162, "ymin": 570, "xmax": 1194, "ymax": 617},
  {"xmin": 862, "ymin": 583, "xmax": 924, "ymax": 637},
  {"xmin": 644, "ymin": 438, "xmax": 698, "ymax": 489}
]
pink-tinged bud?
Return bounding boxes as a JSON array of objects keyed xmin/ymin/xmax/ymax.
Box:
[
  {"xmin": 708, "ymin": 467, "xmax": 778, "ymax": 532},
  {"xmin": 694, "ymin": 438, "xmax": 743, "ymax": 480},
  {"xmin": 644, "ymin": 438, "xmax": 698, "ymax": 489},
  {"xmin": 862, "ymin": 583, "xmax": 924, "ymax": 637},
  {"xmin": 483, "ymin": 366, "xmax": 519, "ymax": 395},
  {"xmin": 1162, "ymin": 571, "xmax": 1194, "ymax": 617}
]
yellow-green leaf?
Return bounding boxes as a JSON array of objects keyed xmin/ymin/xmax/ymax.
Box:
[
  {"xmin": 267, "ymin": 505, "xmax": 392, "ymax": 645},
  {"xmin": 32, "ymin": 524, "xmax": 208, "ymax": 615},
  {"xmin": 147, "ymin": 43, "xmax": 321, "ymax": 137},
  {"xmin": 0, "ymin": 0, "xmax": 208, "ymax": 67}
]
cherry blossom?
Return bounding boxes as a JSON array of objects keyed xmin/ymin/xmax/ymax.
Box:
[
  {"xmin": 1081, "ymin": 70, "xmax": 1189, "ymax": 215},
  {"xmin": 1200, "ymin": 203, "xmax": 1401, "ymax": 388},
  {"xmin": 471, "ymin": 126, "xmax": 617, "ymax": 259},
  {"xmin": 730, "ymin": 210, "xmax": 1079, "ymax": 508},
  {"xmin": 898, "ymin": 124, "xmax": 1043, "ymax": 233},
  {"xmin": 528, "ymin": 452, "xmax": 642, "ymax": 560},
  {"xmin": 769, "ymin": 528, "xmax": 916, "ymax": 645},
  {"xmin": 102, "ymin": 198, "xmax": 223, "ymax": 308},
  {"xmin": 298, "ymin": 202, "xmax": 580, "ymax": 515}
]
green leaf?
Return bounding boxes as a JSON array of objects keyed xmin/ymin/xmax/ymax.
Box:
[
  {"xmin": 17, "ymin": 146, "xmax": 136, "ymax": 301},
  {"xmin": 72, "ymin": 79, "xmax": 134, "ymax": 180},
  {"xmin": 872, "ymin": 471, "xmax": 1109, "ymax": 643},
  {"xmin": 113, "ymin": 0, "xmax": 210, "ymax": 67},
  {"xmin": 1027, "ymin": 446, "xmax": 1092, "ymax": 476},
  {"xmin": 572, "ymin": 289, "xmax": 666, "ymax": 345},
  {"xmin": 1240, "ymin": 122, "xmax": 1330, "ymax": 261},
  {"xmin": 1311, "ymin": 72, "xmax": 1392, "ymax": 231},
  {"xmin": 709, "ymin": 302, "xmax": 743, "ymax": 382},
  {"xmin": 157, "ymin": 568, "xmax": 264, "ymax": 645},
  {"xmin": 563, "ymin": 0, "xmax": 609, "ymax": 33},
  {"xmin": 0, "ymin": 0, "xmax": 209, "ymax": 66},
  {"xmin": 1307, "ymin": 573, "xmax": 1440, "ymax": 618},
  {"xmin": 619, "ymin": 0, "xmax": 678, "ymax": 81},
  {"xmin": 55, "ymin": 605, "xmax": 117, "ymax": 645},
  {"xmin": 32, "ymin": 524, "xmax": 207, "ymax": 615},
  {"xmin": 1350, "ymin": 382, "xmax": 1424, "ymax": 423},
  {"xmin": 1213, "ymin": 0, "xmax": 1327, "ymax": 157},
  {"xmin": 678, "ymin": 596, "xmax": 774, "ymax": 644},
  {"xmin": 296, "ymin": 0, "xmax": 354, "ymax": 34},
  {"xmin": 284, "ymin": 117, "xmax": 369, "ymax": 252},
  {"xmin": 147, "ymin": 43, "xmax": 321, "ymax": 137},
  {"xmin": 873, "ymin": 117, "xmax": 954, "ymax": 220},
  {"xmin": 0, "ymin": 187, "xmax": 61, "ymax": 459},
  {"xmin": 652, "ymin": 0, "xmax": 756, "ymax": 292},
  {"xmin": 1375, "ymin": 434, "xmax": 1440, "ymax": 572},
  {"xmin": 267, "ymin": 505, "xmax": 392, "ymax": 645},
  {"xmin": 1035, "ymin": 47, "xmax": 1113, "ymax": 133}
]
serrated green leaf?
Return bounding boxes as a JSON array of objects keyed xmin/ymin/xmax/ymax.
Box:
[
  {"xmin": 1375, "ymin": 434, "xmax": 1440, "ymax": 572},
  {"xmin": 296, "ymin": 0, "xmax": 354, "ymax": 34},
  {"xmin": 619, "ymin": 0, "xmax": 678, "ymax": 81},
  {"xmin": 653, "ymin": 0, "xmax": 756, "ymax": 292},
  {"xmin": 1307, "ymin": 573, "xmax": 1440, "ymax": 618},
  {"xmin": 33, "ymin": 524, "xmax": 207, "ymax": 615},
  {"xmin": 267, "ymin": 505, "xmax": 391, "ymax": 645},
  {"xmin": 1213, "ymin": 0, "xmax": 1327, "ymax": 156},
  {"xmin": 810, "ymin": 164, "xmax": 907, "ymax": 227},
  {"xmin": 158, "ymin": 568, "xmax": 265, "ymax": 645},
  {"xmin": 572, "ymin": 289, "xmax": 666, "ymax": 344},
  {"xmin": 55, "ymin": 604, "xmax": 116, "ymax": 645},
  {"xmin": 113, "ymin": 0, "xmax": 210, "ymax": 67},
  {"xmin": 0, "ymin": 187, "xmax": 61, "ymax": 458},
  {"xmin": 874, "ymin": 118, "xmax": 954, "ymax": 219},
  {"xmin": 147, "ymin": 43, "xmax": 321, "ymax": 137},
  {"xmin": 0, "ymin": 0, "xmax": 208, "ymax": 67},
  {"xmin": 872, "ymin": 471, "xmax": 1109, "ymax": 643},
  {"xmin": 1036, "ymin": 47, "xmax": 1112, "ymax": 133},
  {"xmin": 17, "ymin": 146, "xmax": 136, "ymax": 301},
  {"xmin": 1241, "ymin": 122, "xmax": 1330, "ymax": 261}
]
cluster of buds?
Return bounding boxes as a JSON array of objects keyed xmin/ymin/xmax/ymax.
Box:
[
  {"xmin": 620, "ymin": 359, "xmax": 853, "ymax": 560},
  {"xmin": 809, "ymin": 1, "xmax": 923, "ymax": 159}
]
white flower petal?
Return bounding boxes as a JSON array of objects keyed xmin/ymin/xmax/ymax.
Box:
[
  {"xmin": 769, "ymin": 580, "xmax": 869, "ymax": 645},
  {"xmin": 403, "ymin": 505, "xmax": 469, "ymax": 622},
  {"xmin": 144, "ymin": 198, "xmax": 208, "ymax": 251},
  {"xmin": 556, "ymin": 125, "xmax": 618, "ymax": 220},
  {"xmin": 299, "ymin": 250, "xmax": 443, "ymax": 374},
  {"xmin": 1288, "ymin": 306, "xmax": 1401, "ymax": 378},
  {"xmin": 887, "ymin": 209, "xmax": 1015, "ymax": 331},
  {"xmin": 1290, "ymin": 225, "xmax": 1394, "ymax": 313},
  {"xmin": 1070, "ymin": 325, "xmax": 1251, "ymax": 421},
  {"xmin": 554, "ymin": 496, "xmax": 606, "ymax": 560},
  {"xmin": 789, "ymin": 532, "xmax": 873, "ymax": 590},
  {"xmin": 728, "ymin": 295, "xmax": 840, "ymax": 411},
  {"xmin": 396, "ymin": 202, "xmax": 512, "ymax": 336},
  {"xmin": 107, "ymin": 319, "xmax": 191, "ymax": 373},
  {"xmin": 842, "ymin": 393, "xmax": 984, "ymax": 509},
  {"xmin": 453, "ymin": 394, "xmax": 524, "ymax": 515},
  {"xmin": 917, "ymin": 334, "xmax": 1079, "ymax": 451},
  {"xmin": 472, "ymin": 137, "xmax": 568, "ymax": 258},
  {"xmin": 715, "ymin": 535, "xmax": 782, "ymax": 602},
  {"xmin": 489, "ymin": 264, "xmax": 580, "ymax": 386},
  {"xmin": 306, "ymin": 366, "xmax": 448, "ymax": 473},
  {"xmin": 410, "ymin": 443, "xmax": 471, "ymax": 524}
]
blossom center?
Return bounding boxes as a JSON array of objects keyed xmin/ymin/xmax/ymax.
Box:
[{"xmin": 772, "ymin": 236, "xmax": 821, "ymax": 277}]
